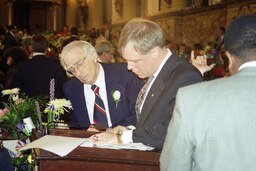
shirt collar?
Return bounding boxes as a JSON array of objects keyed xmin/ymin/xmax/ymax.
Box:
[
  {"xmin": 153, "ymin": 48, "xmax": 172, "ymax": 79},
  {"xmin": 238, "ymin": 61, "xmax": 256, "ymax": 71},
  {"xmin": 32, "ymin": 52, "xmax": 45, "ymax": 56},
  {"xmin": 94, "ymin": 63, "xmax": 105, "ymax": 87}
]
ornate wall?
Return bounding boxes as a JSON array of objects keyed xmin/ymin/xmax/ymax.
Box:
[
  {"xmin": 1, "ymin": 0, "xmax": 255, "ymax": 48},
  {"xmin": 109, "ymin": 0, "xmax": 256, "ymax": 48}
]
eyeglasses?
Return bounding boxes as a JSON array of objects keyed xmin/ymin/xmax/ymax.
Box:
[{"xmin": 66, "ymin": 56, "xmax": 87, "ymax": 75}]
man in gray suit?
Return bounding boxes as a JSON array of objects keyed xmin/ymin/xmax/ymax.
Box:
[
  {"xmin": 91, "ymin": 18, "xmax": 203, "ymax": 149},
  {"xmin": 160, "ymin": 14, "xmax": 256, "ymax": 171}
]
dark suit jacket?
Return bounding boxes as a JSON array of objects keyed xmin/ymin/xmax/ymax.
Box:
[
  {"xmin": 62, "ymin": 35, "xmax": 79, "ymax": 48},
  {"xmin": 11, "ymin": 55, "xmax": 67, "ymax": 99},
  {"xmin": 3, "ymin": 32, "xmax": 20, "ymax": 52},
  {"xmin": 133, "ymin": 54, "xmax": 203, "ymax": 149},
  {"xmin": 63, "ymin": 63, "xmax": 144, "ymax": 129},
  {"xmin": 0, "ymin": 148, "xmax": 14, "ymax": 171}
]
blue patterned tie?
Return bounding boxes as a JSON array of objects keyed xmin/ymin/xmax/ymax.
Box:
[{"xmin": 91, "ymin": 84, "xmax": 108, "ymax": 127}]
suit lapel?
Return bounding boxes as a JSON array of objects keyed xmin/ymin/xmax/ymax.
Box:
[
  {"xmin": 73, "ymin": 79, "xmax": 90, "ymax": 125},
  {"xmin": 102, "ymin": 64, "xmax": 124, "ymax": 122},
  {"xmin": 139, "ymin": 55, "xmax": 177, "ymax": 124}
]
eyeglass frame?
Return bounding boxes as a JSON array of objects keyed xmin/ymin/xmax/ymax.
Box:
[{"xmin": 66, "ymin": 56, "xmax": 87, "ymax": 75}]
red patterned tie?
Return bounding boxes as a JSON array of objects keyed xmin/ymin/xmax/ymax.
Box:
[
  {"xmin": 91, "ymin": 84, "xmax": 108, "ymax": 127},
  {"xmin": 135, "ymin": 76, "xmax": 154, "ymax": 121}
]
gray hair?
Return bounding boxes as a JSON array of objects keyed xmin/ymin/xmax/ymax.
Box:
[
  {"xmin": 95, "ymin": 41, "xmax": 113, "ymax": 56},
  {"xmin": 60, "ymin": 40, "xmax": 98, "ymax": 70},
  {"xmin": 118, "ymin": 18, "xmax": 165, "ymax": 55}
]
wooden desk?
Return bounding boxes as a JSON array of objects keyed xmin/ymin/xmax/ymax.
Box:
[{"xmin": 35, "ymin": 129, "xmax": 160, "ymax": 171}]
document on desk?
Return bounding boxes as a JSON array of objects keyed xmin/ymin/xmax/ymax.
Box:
[
  {"xmin": 19, "ymin": 135, "xmax": 88, "ymax": 157},
  {"xmin": 80, "ymin": 142, "xmax": 154, "ymax": 151}
]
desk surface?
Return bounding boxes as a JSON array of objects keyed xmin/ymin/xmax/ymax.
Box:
[{"xmin": 35, "ymin": 129, "xmax": 160, "ymax": 171}]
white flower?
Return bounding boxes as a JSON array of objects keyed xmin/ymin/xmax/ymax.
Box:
[
  {"xmin": 2, "ymin": 88, "xmax": 20, "ymax": 96},
  {"xmin": 44, "ymin": 98, "xmax": 73, "ymax": 115},
  {"xmin": 12, "ymin": 95, "xmax": 19, "ymax": 101},
  {"xmin": 112, "ymin": 90, "xmax": 121, "ymax": 101},
  {"xmin": 111, "ymin": 90, "xmax": 121, "ymax": 108}
]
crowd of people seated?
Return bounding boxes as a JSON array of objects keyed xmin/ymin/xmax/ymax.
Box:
[{"xmin": 1, "ymin": 14, "xmax": 256, "ymax": 171}]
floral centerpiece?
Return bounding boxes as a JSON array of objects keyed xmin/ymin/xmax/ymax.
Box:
[
  {"xmin": 0, "ymin": 87, "xmax": 73, "ymax": 170},
  {"xmin": 44, "ymin": 98, "xmax": 72, "ymax": 128},
  {"xmin": 0, "ymin": 88, "xmax": 45, "ymax": 138},
  {"xmin": 0, "ymin": 88, "xmax": 47, "ymax": 170}
]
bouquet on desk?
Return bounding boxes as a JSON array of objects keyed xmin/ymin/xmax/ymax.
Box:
[
  {"xmin": 0, "ymin": 88, "xmax": 46, "ymax": 138},
  {"xmin": 0, "ymin": 88, "xmax": 47, "ymax": 170},
  {"xmin": 0, "ymin": 87, "xmax": 73, "ymax": 170}
]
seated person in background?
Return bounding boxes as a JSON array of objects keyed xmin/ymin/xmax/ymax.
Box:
[
  {"xmin": 91, "ymin": 18, "xmax": 203, "ymax": 149},
  {"xmin": 59, "ymin": 41, "xmax": 144, "ymax": 131},
  {"xmin": 11, "ymin": 34, "xmax": 67, "ymax": 99},
  {"xmin": 95, "ymin": 41, "xmax": 115, "ymax": 64},
  {"xmin": 160, "ymin": 14, "xmax": 256, "ymax": 171},
  {"xmin": 61, "ymin": 26, "xmax": 79, "ymax": 48},
  {"xmin": 3, "ymin": 47, "xmax": 29, "ymax": 88}
]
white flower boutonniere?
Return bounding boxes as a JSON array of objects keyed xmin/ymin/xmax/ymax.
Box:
[{"xmin": 111, "ymin": 90, "xmax": 121, "ymax": 108}]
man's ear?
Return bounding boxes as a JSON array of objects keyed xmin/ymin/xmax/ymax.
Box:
[{"xmin": 225, "ymin": 51, "xmax": 234, "ymax": 70}]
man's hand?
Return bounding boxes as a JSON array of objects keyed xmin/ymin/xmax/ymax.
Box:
[
  {"xmin": 90, "ymin": 132, "xmax": 118, "ymax": 146},
  {"xmin": 87, "ymin": 125, "xmax": 100, "ymax": 132},
  {"xmin": 191, "ymin": 50, "xmax": 215, "ymax": 75},
  {"xmin": 106, "ymin": 125, "xmax": 128, "ymax": 134}
]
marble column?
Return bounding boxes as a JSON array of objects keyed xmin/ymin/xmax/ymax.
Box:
[
  {"xmin": 52, "ymin": 0, "xmax": 61, "ymax": 31},
  {"xmin": 5, "ymin": 0, "xmax": 14, "ymax": 25}
]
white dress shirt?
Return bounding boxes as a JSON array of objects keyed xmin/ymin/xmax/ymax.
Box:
[
  {"xmin": 83, "ymin": 63, "xmax": 112, "ymax": 127},
  {"xmin": 238, "ymin": 61, "xmax": 256, "ymax": 71}
]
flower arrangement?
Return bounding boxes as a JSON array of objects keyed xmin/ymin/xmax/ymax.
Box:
[
  {"xmin": 111, "ymin": 90, "xmax": 121, "ymax": 108},
  {"xmin": 0, "ymin": 88, "xmax": 45, "ymax": 138},
  {"xmin": 0, "ymin": 87, "xmax": 73, "ymax": 170},
  {"xmin": 0, "ymin": 88, "xmax": 47, "ymax": 171},
  {"xmin": 43, "ymin": 98, "xmax": 72, "ymax": 128}
]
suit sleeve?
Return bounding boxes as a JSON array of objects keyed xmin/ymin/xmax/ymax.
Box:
[
  {"xmin": 160, "ymin": 89, "xmax": 194, "ymax": 171},
  {"xmin": 63, "ymin": 83, "xmax": 80, "ymax": 129}
]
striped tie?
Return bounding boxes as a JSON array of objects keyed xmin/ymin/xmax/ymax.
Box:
[
  {"xmin": 135, "ymin": 76, "xmax": 154, "ymax": 121},
  {"xmin": 91, "ymin": 84, "xmax": 108, "ymax": 128}
]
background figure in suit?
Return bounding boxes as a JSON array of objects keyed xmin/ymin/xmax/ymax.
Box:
[
  {"xmin": 160, "ymin": 14, "xmax": 256, "ymax": 171},
  {"xmin": 214, "ymin": 26, "xmax": 225, "ymax": 51},
  {"xmin": 95, "ymin": 40, "xmax": 114, "ymax": 64},
  {"xmin": 11, "ymin": 34, "xmax": 67, "ymax": 99},
  {"xmin": 3, "ymin": 47, "xmax": 29, "ymax": 88},
  {"xmin": 61, "ymin": 26, "xmax": 79, "ymax": 48},
  {"xmin": 92, "ymin": 18, "xmax": 203, "ymax": 149},
  {"xmin": 60, "ymin": 41, "xmax": 143, "ymax": 130},
  {"xmin": 3, "ymin": 25, "xmax": 20, "ymax": 52}
]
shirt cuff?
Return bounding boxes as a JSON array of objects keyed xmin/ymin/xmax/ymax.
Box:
[{"xmin": 122, "ymin": 129, "xmax": 133, "ymax": 144}]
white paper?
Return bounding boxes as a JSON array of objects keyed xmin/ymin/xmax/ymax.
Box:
[
  {"xmin": 96, "ymin": 143, "xmax": 155, "ymax": 151},
  {"xmin": 23, "ymin": 117, "xmax": 35, "ymax": 132},
  {"xmin": 19, "ymin": 135, "xmax": 87, "ymax": 157},
  {"xmin": 80, "ymin": 141, "xmax": 154, "ymax": 151},
  {"xmin": 2, "ymin": 140, "xmax": 19, "ymax": 156}
]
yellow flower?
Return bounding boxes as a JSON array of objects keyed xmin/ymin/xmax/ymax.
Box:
[
  {"xmin": 44, "ymin": 98, "xmax": 72, "ymax": 115},
  {"xmin": 2, "ymin": 88, "xmax": 20, "ymax": 96},
  {"xmin": 27, "ymin": 154, "xmax": 33, "ymax": 164}
]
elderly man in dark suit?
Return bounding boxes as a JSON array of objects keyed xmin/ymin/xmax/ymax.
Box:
[
  {"xmin": 60, "ymin": 41, "xmax": 144, "ymax": 130},
  {"xmin": 92, "ymin": 18, "xmax": 203, "ymax": 149},
  {"xmin": 11, "ymin": 34, "xmax": 67, "ymax": 99}
]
